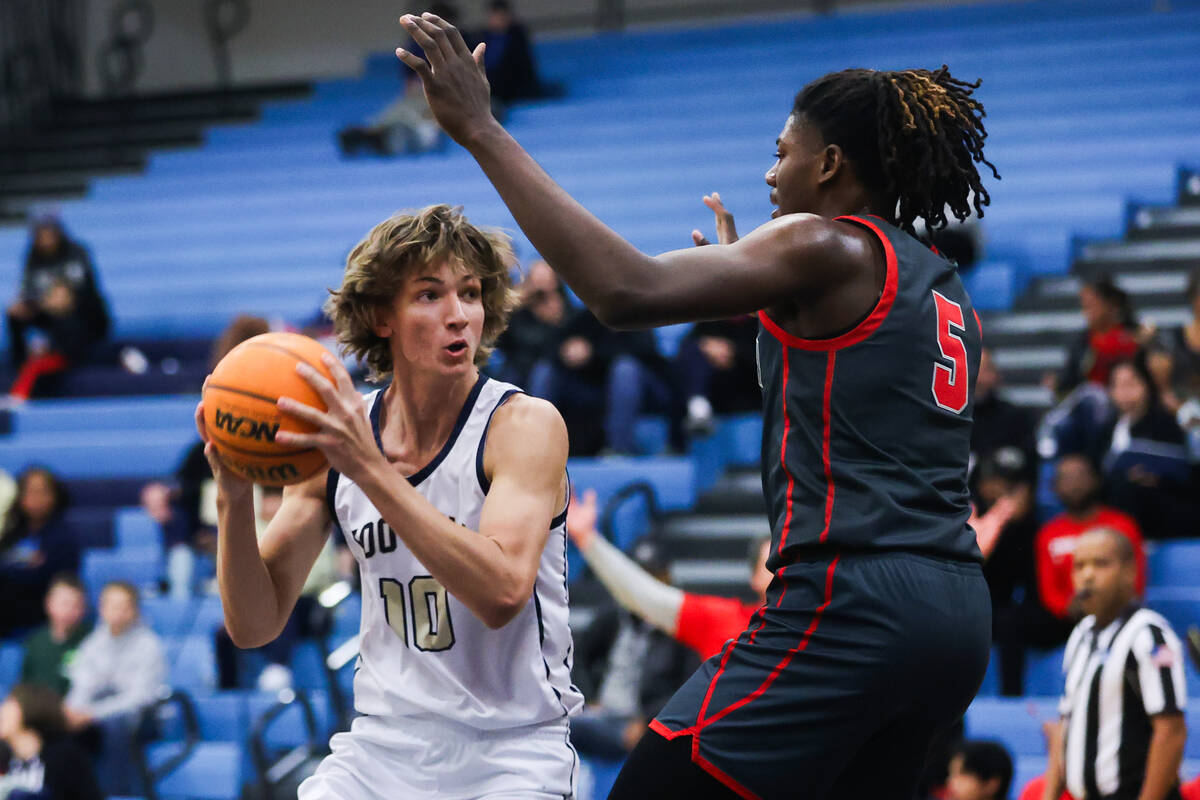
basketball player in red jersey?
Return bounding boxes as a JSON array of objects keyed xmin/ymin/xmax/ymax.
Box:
[{"xmin": 397, "ymin": 13, "xmax": 999, "ymax": 799}]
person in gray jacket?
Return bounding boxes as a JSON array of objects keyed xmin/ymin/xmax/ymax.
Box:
[{"xmin": 63, "ymin": 580, "xmax": 166, "ymax": 796}]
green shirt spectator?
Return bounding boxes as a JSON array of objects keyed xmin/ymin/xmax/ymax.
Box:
[{"xmin": 19, "ymin": 574, "xmax": 90, "ymax": 696}]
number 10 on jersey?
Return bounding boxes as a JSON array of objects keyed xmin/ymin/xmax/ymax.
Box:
[{"xmin": 380, "ymin": 576, "xmax": 456, "ymax": 652}]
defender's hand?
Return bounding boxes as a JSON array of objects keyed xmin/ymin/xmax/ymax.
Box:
[
  {"xmin": 690, "ymin": 192, "xmax": 739, "ymax": 246},
  {"xmin": 396, "ymin": 13, "xmax": 495, "ymax": 146}
]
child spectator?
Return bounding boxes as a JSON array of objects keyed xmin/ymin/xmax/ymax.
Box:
[
  {"xmin": 946, "ymin": 740, "xmax": 1013, "ymax": 800},
  {"xmin": 0, "ymin": 467, "xmax": 79, "ymax": 637},
  {"xmin": 0, "ymin": 683, "xmax": 102, "ymax": 800},
  {"xmin": 5, "ymin": 217, "xmax": 109, "ymax": 401},
  {"xmin": 64, "ymin": 581, "xmax": 166, "ymax": 796},
  {"xmin": 20, "ymin": 574, "xmax": 90, "ymax": 696}
]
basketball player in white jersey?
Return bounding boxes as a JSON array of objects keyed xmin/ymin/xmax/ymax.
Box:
[{"xmin": 195, "ymin": 204, "xmax": 583, "ymax": 799}]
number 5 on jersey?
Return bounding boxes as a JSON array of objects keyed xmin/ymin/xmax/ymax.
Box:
[
  {"xmin": 931, "ymin": 290, "xmax": 969, "ymax": 414},
  {"xmin": 379, "ymin": 576, "xmax": 456, "ymax": 652}
]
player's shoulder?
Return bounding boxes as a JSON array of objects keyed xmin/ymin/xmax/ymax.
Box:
[{"xmin": 488, "ymin": 392, "xmax": 566, "ymax": 442}]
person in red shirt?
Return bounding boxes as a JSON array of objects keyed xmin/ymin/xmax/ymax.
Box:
[
  {"xmin": 566, "ymin": 489, "xmax": 768, "ymax": 660},
  {"xmin": 1182, "ymin": 776, "xmax": 1200, "ymax": 800},
  {"xmin": 995, "ymin": 453, "xmax": 1146, "ymax": 695},
  {"xmin": 1056, "ymin": 277, "xmax": 1143, "ymax": 393}
]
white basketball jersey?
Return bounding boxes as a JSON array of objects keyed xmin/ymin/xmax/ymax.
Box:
[{"xmin": 328, "ymin": 375, "xmax": 583, "ymax": 731}]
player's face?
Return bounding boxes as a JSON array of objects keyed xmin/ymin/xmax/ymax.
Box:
[
  {"xmin": 765, "ymin": 114, "xmax": 824, "ymax": 218},
  {"xmin": 381, "ymin": 260, "xmax": 485, "ymax": 376},
  {"xmin": 1072, "ymin": 534, "xmax": 1135, "ymax": 619}
]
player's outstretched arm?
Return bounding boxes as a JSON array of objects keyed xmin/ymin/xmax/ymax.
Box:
[
  {"xmin": 197, "ymin": 394, "xmax": 331, "ymax": 649},
  {"xmin": 567, "ymin": 489, "xmax": 684, "ymax": 635},
  {"xmin": 397, "ymin": 13, "xmax": 867, "ymax": 328}
]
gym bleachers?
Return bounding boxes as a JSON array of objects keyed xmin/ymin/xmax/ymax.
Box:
[{"xmin": 3, "ymin": 1, "xmax": 1200, "ymax": 798}]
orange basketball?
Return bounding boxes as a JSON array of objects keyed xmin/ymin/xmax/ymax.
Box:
[{"xmin": 203, "ymin": 332, "xmax": 335, "ymax": 487}]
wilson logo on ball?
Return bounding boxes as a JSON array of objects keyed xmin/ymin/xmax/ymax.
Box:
[
  {"xmin": 214, "ymin": 409, "xmax": 281, "ymax": 442},
  {"xmin": 235, "ymin": 462, "xmax": 301, "ymax": 483}
]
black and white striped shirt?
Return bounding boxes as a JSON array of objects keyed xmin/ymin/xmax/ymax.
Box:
[{"xmin": 1060, "ymin": 605, "xmax": 1188, "ymax": 800}]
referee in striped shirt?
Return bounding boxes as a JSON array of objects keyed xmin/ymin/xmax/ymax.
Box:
[{"xmin": 1042, "ymin": 528, "xmax": 1188, "ymax": 800}]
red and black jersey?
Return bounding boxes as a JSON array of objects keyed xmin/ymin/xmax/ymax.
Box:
[{"xmin": 757, "ymin": 215, "xmax": 982, "ymax": 570}]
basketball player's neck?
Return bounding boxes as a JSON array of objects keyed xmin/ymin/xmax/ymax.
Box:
[{"xmin": 381, "ymin": 366, "xmax": 479, "ymax": 459}]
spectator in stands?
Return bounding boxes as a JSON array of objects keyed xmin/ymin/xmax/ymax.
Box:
[
  {"xmin": 994, "ymin": 453, "xmax": 1146, "ymax": 696},
  {"xmin": 1099, "ymin": 355, "xmax": 1194, "ymax": 539},
  {"xmin": 1183, "ymin": 775, "xmax": 1200, "ymax": 800},
  {"xmin": 566, "ymin": 489, "xmax": 767, "ymax": 661},
  {"xmin": 5, "ymin": 217, "xmax": 109, "ymax": 402},
  {"xmin": 20, "ymin": 574, "xmax": 90, "ymax": 696},
  {"xmin": 945, "ymin": 740, "xmax": 1013, "ymax": 800},
  {"xmin": 142, "ymin": 315, "xmax": 270, "ymax": 599},
  {"xmin": 481, "ymin": 1, "xmax": 554, "ymax": 105},
  {"xmin": 674, "ymin": 316, "xmax": 760, "ymax": 437},
  {"xmin": 494, "ymin": 260, "xmax": 567, "ymax": 387},
  {"xmin": 0, "ymin": 467, "xmax": 79, "ymax": 638},
  {"xmin": 517, "ymin": 262, "xmax": 677, "ymax": 454},
  {"xmin": 1057, "ymin": 276, "xmax": 1142, "ymax": 393},
  {"xmin": 1039, "ymin": 276, "xmax": 1144, "ymax": 460},
  {"xmin": 1041, "ymin": 528, "xmax": 1188, "ymax": 800},
  {"xmin": 571, "ymin": 536, "xmax": 699, "ymax": 759},
  {"xmin": 1148, "ymin": 268, "xmax": 1200, "ymax": 415},
  {"xmin": 0, "ymin": 683, "xmax": 102, "ymax": 800},
  {"xmin": 64, "ymin": 580, "xmax": 166, "ymax": 796},
  {"xmin": 971, "ymin": 429, "xmax": 1038, "ymax": 624}
]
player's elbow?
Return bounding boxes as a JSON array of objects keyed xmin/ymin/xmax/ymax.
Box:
[
  {"xmin": 224, "ymin": 616, "xmax": 282, "ymax": 650},
  {"xmin": 592, "ymin": 284, "xmax": 656, "ymax": 330},
  {"xmin": 479, "ymin": 581, "xmax": 534, "ymax": 630}
]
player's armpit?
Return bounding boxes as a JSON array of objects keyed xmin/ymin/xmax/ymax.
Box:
[
  {"xmin": 604, "ymin": 213, "xmax": 873, "ymax": 329},
  {"xmin": 221, "ymin": 469, "xmax": 332, "ymax": 648},
  {"xmin": 476, "ymin": 395, "xmax": 569, "ymax": 626}
]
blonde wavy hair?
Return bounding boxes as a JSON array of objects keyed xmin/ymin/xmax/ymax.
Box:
[{"xmin": 324, "ymin": 205, "xmax": 520, "ymax": 382}]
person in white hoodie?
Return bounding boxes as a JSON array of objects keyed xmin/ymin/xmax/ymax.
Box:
[{"xmin": 63, "ymin": 580, "xmax": 167, "ymax": 796}]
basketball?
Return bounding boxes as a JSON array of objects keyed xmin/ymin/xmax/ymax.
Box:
[{"xmin": 202, "ymin": 332, "xmax": 335, "ymax": 486}]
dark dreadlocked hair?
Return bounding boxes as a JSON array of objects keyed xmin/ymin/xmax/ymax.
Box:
[{"xmin": 792, "ymin": 66, "xmax": 1000, "ymax": 232}]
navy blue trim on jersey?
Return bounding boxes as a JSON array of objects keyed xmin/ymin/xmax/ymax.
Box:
[
  {"xmin": 326, "ymin": 468, "xmax": 345, "ymax": 542},
  {"xmin": 369, "ymin": 374, "xmax": 488, "ymax": 487},
  {"xmin": 475, "ymin": 388, "xmax": 522, "ymax": 494}
]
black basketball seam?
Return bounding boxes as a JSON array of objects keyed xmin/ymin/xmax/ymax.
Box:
[
  {"xmin": 205, "ymin": 382, "xmax": 281, "ymax": 405},
  {"xmin": 244, "ymin": 340, "xmax": 329, "ymax": 372}
]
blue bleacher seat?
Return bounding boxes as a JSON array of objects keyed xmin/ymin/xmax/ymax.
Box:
[
  {"xmin": 147, "ymin": 741, "xmax": 242, "ymax": 800},
  {"xmin": 0, "ymin": 642, "xmax": 24, "ymax": 694},
  {"xmin": 1148, "ymin": 540, "xmax": 1200, "ymax": 588},
  {"xmin": 1145, "ymin": 587, "xmax": 1200, "ymax": 640},
  {"xmin": 966, "ymin": 697, "xmax": 1059, "ymax": 757},
  {"xmin": 1023, "ymin": 647, "xmax": 1066, "ymax": 697},
  {"xmin": 64, "ymin": 507, "xmax": 115, "ymax": 549},
  {"xmin": 963, "ymin": 262, "xmax": 1017, "ymax": 311},
  {"xmin": 166, "ymin": 635, "xmax": 217, "ymax": 690},
  {"xmin": 115, "ymin": 507, "xmax": 164, "ymax": 550},
  {"xmin": 246, "ymin": 689, "xmax": 331, "ymax": 749},
  {"xmin": 81, "ymin": 547, "xmax": 163, "ymax": 602}
]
